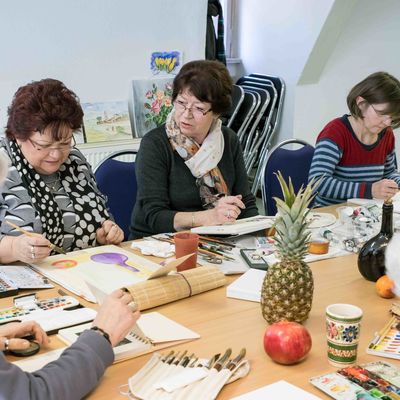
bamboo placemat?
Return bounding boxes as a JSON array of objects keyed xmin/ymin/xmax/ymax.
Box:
[{"xmin": 124, "ymin": 265, "xmax": 226, "ymax": 311}]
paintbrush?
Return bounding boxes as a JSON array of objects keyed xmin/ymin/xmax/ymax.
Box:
[
  {"xmin": 6, "ymin": 221, "xmax": 66, "ymax": 255},
  {"xmin": 369, "ymin": 315, "xmax": 397, "ymax": 349}
]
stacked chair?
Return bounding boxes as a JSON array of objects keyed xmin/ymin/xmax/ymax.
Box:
[{"xmin": 223, "ymin": 74, "xmax": 285, "ymax": 195}]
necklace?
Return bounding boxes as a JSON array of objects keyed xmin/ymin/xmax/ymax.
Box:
[{"xmin": 44, "ymin": 172, "xmax": 61, "ymax": 192}]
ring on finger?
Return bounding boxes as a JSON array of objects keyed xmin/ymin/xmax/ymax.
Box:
[
  {"xmin": 227, "ymin": 210, "xmax": 231, "ymax": 219},
  {"xmin": 3, "ymin": 338, "xmax": 9, "ymax": 351},
  {"xmin": 31, "ymin": 245, "xmax": 35, "ymax": 259}
]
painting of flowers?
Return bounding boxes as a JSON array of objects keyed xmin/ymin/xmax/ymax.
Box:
[
  {"xmin": 82, "ymin": 101, "xmax": 133, "ymax": 143},
  {"xmin": 131, "ymin": 78, "xmax": 174, "ymax": 138},
  {"xmin": 150, "ymin": 51, "xmax": 181, "ymax": 75}
]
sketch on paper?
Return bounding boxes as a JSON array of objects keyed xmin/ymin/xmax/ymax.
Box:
[
  {"xmin": 82, "ymin": 101, "xmax": 133, "ymax": 143},
  {"xmin": 131, "ymin": 78, "xmax": 174, "ymax": 138},
  {"xmin": 150, "ymin": 51, "xmax": 181, "ymax": 75}
]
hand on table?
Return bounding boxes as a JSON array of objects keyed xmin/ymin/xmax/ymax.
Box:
[
  {"xmin": 96, "ymin": 220, "xmax": 124, "ymax": 245},
  {"xmin": 92, "ymin": 289, "xmax": 140, "ymax": 347},
  {"xmin": 0, "ymin": 321, "xmax": 49, "ymax": 351},
  {"xmin": 372, "ymin": 179, "xmax": 399, "ymax": 199},
  {"xmin": 11, "ymin": 234, "xmax": 52, "ymax": 264}
]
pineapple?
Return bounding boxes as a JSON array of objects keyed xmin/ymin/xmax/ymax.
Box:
[{"xmin": 261, "ymin": 172, "xmax": 318, "ymax": 324}]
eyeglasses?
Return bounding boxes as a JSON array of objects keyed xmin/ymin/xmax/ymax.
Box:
[
  {"xmin": 369, "ymin": 104, "xmax": 399, "ymax": 126},
  {"xmin": 28, "ymin": 136, "xmax": 76, "ymax": 153},
  {"xmin": 174, "ymin": 100, "xmax": 212, "ymax": 118}
]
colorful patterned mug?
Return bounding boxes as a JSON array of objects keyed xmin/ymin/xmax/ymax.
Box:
[{"xmin": 326, "ymin": 303, "xmax": 363, "ymax": 367}]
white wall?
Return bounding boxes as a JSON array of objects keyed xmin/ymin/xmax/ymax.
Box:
[
  {"xmin": 294, "ymin": 0, "xmax": 400, "ymax": 149},
  {"xmin": 0, "ymin": 0, "xmax": 207, "ymax": 128},
  {"xmin": 236, "ymin": 0, "xmax": 335, "ymax": 144}
]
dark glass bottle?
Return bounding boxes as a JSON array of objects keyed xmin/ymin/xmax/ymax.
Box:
[{"xmin": 357, "ymin": 200, "xmax": 393, "ymax": 282}]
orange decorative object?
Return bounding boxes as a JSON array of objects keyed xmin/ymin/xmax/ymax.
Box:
[
  {"xmin": 376, "ymin": 275, "xmax": 395, "ymax": 299},
  {"xmin": 308, "ymin": 240, "xmax": 329, "ymax": 255}
]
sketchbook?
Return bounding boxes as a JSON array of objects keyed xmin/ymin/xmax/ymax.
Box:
[
  {"xmin": 226, "ymin": 269, "xmax": 266, "ymax": 302},
  {"xmin": 191, "ymin": 215, "xmax": 274, "ymax": 236},
  {"xmin": 30, "ymin": 245, "xmax": 191, "ymax": 303},
  {"xmin": 57, "ymin": 312, "xmax": 200, "ymax": 362}
]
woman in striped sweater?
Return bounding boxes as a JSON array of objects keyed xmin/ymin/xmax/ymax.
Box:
[{"xmin": 309, "ymin": 72, "xmax": 400, "ymax": 207}]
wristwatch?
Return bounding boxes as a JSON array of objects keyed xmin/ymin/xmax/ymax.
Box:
[{"xmin": 90, "ymin": 326, "xmax": 111, "ymax": 345}]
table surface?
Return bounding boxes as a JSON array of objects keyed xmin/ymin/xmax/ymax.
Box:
[{"xmin": 2, "ymin": 205, "xmax": 398, "ymax": 399}]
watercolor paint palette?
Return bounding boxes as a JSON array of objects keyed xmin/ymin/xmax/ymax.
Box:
[
  {"xmin": 367, "ymin": 316, "xmax": 400, "ymax": 360},
  {"xmin": 310, "ymin": 361, "xmax": 400, "ymax": 399}
]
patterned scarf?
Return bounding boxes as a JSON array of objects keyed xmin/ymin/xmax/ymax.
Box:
[
  {"xmin": 8, "ymin": 140, "xmax": 109, "ymax": 251},
  {"xmin": 165, "ymin": 109, "xmax": 229, "ymax": 209}
]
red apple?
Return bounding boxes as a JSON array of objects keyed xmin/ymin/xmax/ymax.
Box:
[{"xmin": 263, "ymin": 321, "xmax": 312, "ymax": 365}]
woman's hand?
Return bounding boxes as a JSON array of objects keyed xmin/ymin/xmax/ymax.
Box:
[
  {"xmin": 96, "ymin": 220, "xmax": 124, "ymax": 245},
  {"xmin": 0, "ymin": 321, "xmax": 49, "ymax": 351},
  {"xmin": 92, "ymin": 289, "xmax": 140, "ymax": 347},
  {"xmin": 206, "ymin": 195, "xmax": 245, "ymax": 225},
  {"xmin": 11, "ymin": 235, "xmax": 52, "ymax": 264},
  {"xmin": 372, "ymin": 179, "xmax": 399, "ymax": 199}
]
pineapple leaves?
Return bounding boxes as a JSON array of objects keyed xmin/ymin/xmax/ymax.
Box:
[{"xmin": 271, "ymin": 172, "xmax": 320, "ymax": 261}]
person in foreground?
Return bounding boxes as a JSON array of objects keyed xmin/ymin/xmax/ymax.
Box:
[
  {"xmin": 0, "ymin": 289, "xmax": 140, "ymax": 399},
  {"xmin": 130, "ymin": 60, "xmax": 258, "ymax": 239},
  {"xmin": 309, "ymin": 71, "xmax": 400, "ymax": 207},
  {"xmin": 0, "ymin": 78, "xmax": 124, "ymax": 264}
]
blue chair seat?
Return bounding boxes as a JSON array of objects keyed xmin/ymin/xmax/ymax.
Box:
[
  {"xmin": 261, "ymin": 139, "xmax": 315, "ymax": 216},
  {"xmin": 94, "ymin": 150, "xmax": 137, "ymax": 240}
]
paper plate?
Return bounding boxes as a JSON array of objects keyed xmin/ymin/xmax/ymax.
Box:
[{"xmin": 307, "ymin": 212, "xmax": 337, "ymax": 229}]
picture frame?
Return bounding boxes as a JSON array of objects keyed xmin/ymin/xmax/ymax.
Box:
[
  {"xmin": 81, "ymin": 100, "xmax": 133, "ymax": 143},
  {"xmin": 130, "ymin": 78, "xmax": 174, "ymax": 138}
]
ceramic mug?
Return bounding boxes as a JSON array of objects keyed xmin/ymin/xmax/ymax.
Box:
[
  {"xmin": 326, "ymin": 303, "xmax": 363, "ymax": 367},
  {"xmin": 174, "ymin": 232, "xmax": 199, "ymax": 271}
]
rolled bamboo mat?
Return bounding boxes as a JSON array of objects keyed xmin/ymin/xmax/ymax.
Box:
[{"xmin": 124, "ymin": 265, "xmax": 226, "ymax": 311}]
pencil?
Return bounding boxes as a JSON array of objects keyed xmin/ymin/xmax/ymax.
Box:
[{"xmin": 5, "ymin": 221, "xmax": 66, "ymax": 255}]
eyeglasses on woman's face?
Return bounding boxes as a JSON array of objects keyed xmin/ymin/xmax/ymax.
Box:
[
  {"xmin": 369, "ymin": 103, "xmax": 400, "ymax": 127},
  {"xmin": 174, "ymin": 99, "xmax": 212, "ymax": 118},
  {"xmin": 28, "ymin": 135, "xmax": 76, "ymax": 153}
]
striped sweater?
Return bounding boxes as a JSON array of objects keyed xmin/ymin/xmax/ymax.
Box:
[{"xmin": 308, "ymin": 115, "xmax": 400, "ymax": 206}]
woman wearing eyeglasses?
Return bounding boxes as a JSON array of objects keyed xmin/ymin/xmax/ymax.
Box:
[
  {"xmin": 309, "ymin": 71, "xmax": 400, "ymax": 206},
  {"xmin": 0, "ymin": 79, "xmax": 124, "ymax": 264},
  {"xmin": 130, "ymin": 60, "xmax": 258, "ymax": 239}
]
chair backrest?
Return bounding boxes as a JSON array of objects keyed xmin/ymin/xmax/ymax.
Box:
[
  {"xmin": 94, "ymin": 150, "xmax": 138, "ymax": 240},
  {"xmin": 230, "ymin": 91, "xmax": 259, "ymax": 141},
  {"xmin": 221, "ymin": 84, "xmax": 245, "ymax": 128},
  {"xmin": 261, "ymin": 139, "xmax": 315, "ymax": 216}
]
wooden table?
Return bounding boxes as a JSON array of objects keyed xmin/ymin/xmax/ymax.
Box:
[{"xmin": 3, "ymin": 208, "xmax": 397, "ymax": 399}]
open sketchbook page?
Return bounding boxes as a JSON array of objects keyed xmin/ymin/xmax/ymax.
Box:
[
  {"xmin": 191, "ymin": 215, "xmax": 274, "ymax": 236},
  {"xmin": 57, "ymin": 312, "xmax": 200, "ymax": 362},
  {"xmin": 30, "ymin": 245, "xmax": 190, "ymax": 302}
]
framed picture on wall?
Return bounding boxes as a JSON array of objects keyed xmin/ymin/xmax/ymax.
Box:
[
  {"xmin": 130, "ymin": 78, "xmax": 174, "ymax": 138},
  {"xmin": 82, "ymin": 100, "xmax": 133, "ymax": 143}
]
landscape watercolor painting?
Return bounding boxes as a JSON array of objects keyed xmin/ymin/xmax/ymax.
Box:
[
  {"xmin": 82, "ymin": 101, "xmax": 133, "ymax": 143},
  {"xmin": 131, "ymin": 78, "xmax": 174, "ymax": 138}
]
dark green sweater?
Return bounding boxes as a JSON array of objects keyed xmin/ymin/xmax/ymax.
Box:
[{"xmin": 129, "ymin": 125, "xmax": 258, "ymax": 239}]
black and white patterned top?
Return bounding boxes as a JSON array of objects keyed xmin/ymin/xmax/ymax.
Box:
[{"xmin": 0, "ymin": 138, "xmax": 110, "ymax": 252}]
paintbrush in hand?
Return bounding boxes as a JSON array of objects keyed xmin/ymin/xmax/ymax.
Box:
[{"xmin": 5, "ymin": 221, "xmax": 66, "ymax": 255}]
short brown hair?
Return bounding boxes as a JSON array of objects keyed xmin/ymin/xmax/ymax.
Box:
[
  {"xmin": 172, "ymin": 60, "xmax": 232, "ymax": 115},
  {"xmin": 347, "ymin": 71, "xmax": 400, "ymax": 128},
  {"xmin": 6, "ymin": 78, "xmax": 83, "ymax": 141}
]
